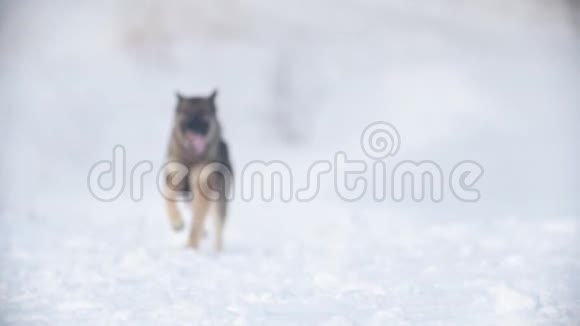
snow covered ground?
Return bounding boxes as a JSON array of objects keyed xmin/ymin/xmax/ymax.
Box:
[
  {"xmin": 1, "ymin": 1, "xmax": 579, "ymax": 325},
  {"xmin": 1, "ymin": 200, "xmax": 579, "ymax": 325}
]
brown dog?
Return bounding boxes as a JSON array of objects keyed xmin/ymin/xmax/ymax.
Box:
[{"xmin": 164, "ymin": 90, "xmax": 232, "ymax": 251}]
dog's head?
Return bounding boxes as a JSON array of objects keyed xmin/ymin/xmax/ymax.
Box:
[{"xmin": 174, "ymin": 90, "xmax": 220, "ymax": 155}]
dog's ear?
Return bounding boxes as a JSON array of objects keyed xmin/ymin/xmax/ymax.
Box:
[
  {"xmin": 209, "ymin": 89, "xmax": 218, "ymax": 100},
  {"xmin": 175, "ymin": 91, "xmax": 184, "ymax": 103},
  {"xmin": 175, "ymin": 91, "xmax": 185, "ymax": 112},
  {"xmin": 209, "ymin": 89, "xmax": 218, "ymax": 112}
]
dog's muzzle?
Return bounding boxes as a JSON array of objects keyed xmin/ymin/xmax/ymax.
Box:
[{"xmin": 185, "ymin": 118, "xmax": 210, "ymax": 136}]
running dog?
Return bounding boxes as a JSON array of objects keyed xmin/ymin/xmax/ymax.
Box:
[{"xmin": 164, "ymin": 90, "xmax": 232, "ymax": 251}]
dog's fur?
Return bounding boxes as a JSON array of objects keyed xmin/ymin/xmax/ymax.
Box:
[{"xmin": 164, "ymin": 90, "xmax": 232, "ymax": 251}]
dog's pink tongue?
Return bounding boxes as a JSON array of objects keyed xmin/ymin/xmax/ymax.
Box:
[{"xmin": 186, "ymin": 133, "xmax": 207, "ymax": 154}]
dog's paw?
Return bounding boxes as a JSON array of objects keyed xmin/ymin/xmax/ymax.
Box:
[
  {"xmin": 187, "ymin": 239, "xmax": 199, "ymax": 250},
  {"xmin": 171, "ymin": 219, "xmax": 184, "ymax": 232}
]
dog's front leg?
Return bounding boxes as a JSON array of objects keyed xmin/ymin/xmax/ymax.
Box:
[
  {"xmin": 214, "ymin": 201, "xmax": 227, "ymax": 252},
  {"xmin": 188, "ymin": 173, "xmax": 209, "ymax": 249},
  {"xmin": 164, "ymin": 171, "xmax": 184, "ymax": 231},
  {"xmin": 165, "ymin": 187, "xmax": 183, "ymax": 231},
  {"xmin": 165, "ymin": 190, "xmax": 184, "ymax": 231}
]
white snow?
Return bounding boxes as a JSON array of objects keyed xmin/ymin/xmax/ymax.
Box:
[
  {"xmin": 1, "ymin": 0, "xmax": 579, "ymax": 325},
  {"xmin": 491, "ymin": 284, "xmax": 537, "ymax": 315}
]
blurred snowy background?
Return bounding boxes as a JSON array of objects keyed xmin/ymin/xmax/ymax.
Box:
[{"xmin": 0, "ymin": 0, "xmax": 579, "ymax": 325}]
